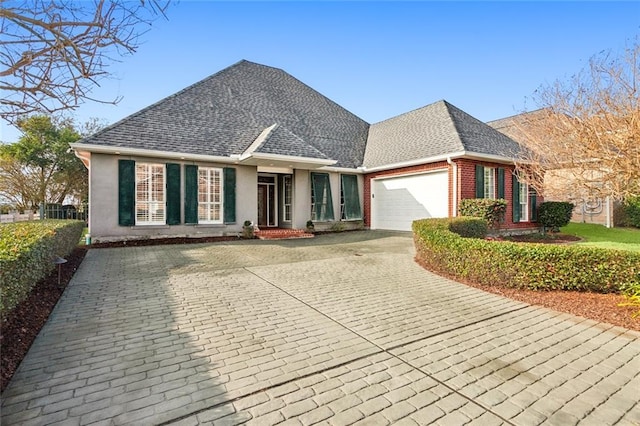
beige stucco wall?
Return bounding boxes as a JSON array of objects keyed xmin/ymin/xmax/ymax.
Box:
[
  {"xmin": 291, "ymin": 170, "xmax": 364, "ymax": 231},
  {"xmin": 87, "ymin": 153, "xmax": 365, "ymax": 241},
  {"xmin": 293, "ymin": 169, "xmax": 311, "ymax": 229},
  {"xmin": 544, "ymin": 168, "xmax": 615, "ymax": 228},
  {"xmin": 88, "ymin": 153, "xmax": 257, "ymax": 242}
]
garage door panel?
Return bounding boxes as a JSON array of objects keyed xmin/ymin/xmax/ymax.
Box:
[{"xmin": 372, "ymin": 171, "xmax": 448, "ymax": 231}]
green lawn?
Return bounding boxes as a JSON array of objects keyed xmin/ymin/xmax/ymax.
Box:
[{"xmin": 560, "ymin": 222, "xmax": 640, "ymax": 252}]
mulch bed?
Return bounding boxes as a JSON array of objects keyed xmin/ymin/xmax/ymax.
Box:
[
  {"xmin": 2, "ymin": 233, "xmax": 638, "ymax": 394},
  {"xmin": 89, "ymin": 235, "xmax": 239, "ymax": 249},
  {"xmin": 1, "ymin": 247, "xmax": 88, "ymax": 393}
]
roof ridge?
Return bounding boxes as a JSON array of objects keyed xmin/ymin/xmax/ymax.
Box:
[
  {"xmin": 443, "ymin": 100, "xmax": 522, "ymax": 156},
  {"xmin": 435, "ymin": 100, "xmax": 466, "ymax": 151},
  {"xmin": 260, "ymin": 124, "xmax": 330, "ymax": 159},
  {"xmin": 370, "ymin": 99, "xmax": 448, "ymax": 126},
  {"xmin": 486, "ymin": 108, "xmax": 547, "ymax": 125}
]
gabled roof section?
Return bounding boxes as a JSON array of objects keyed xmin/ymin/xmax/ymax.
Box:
[
  {"xmin": 77, "ymin": 60, "xmax": 369, "ymax": 168},
  {"xmin": 487, "ymin": 109, "xmax": 547, "ymax": 142},
  {"xmin": 364, "ymin": 100, "xmax": 522, "ymax": 169},
  {"xmin": 253, "ymin": 124, "xmax": 330, "ymax": 160}
]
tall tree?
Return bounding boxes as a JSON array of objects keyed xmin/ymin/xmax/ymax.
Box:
[
  {"xmin": 0, "ymin": 0, "xmax": 169, "ymax": 123},
  {"xmin": 504, "ymin": 38, "xmax": 639, "ymax": 201},
  {"xmin": 0, "ymin": 115, "xmax": 90, "ymax": 210}
]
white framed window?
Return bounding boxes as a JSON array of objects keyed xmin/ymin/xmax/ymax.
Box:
[
  {"xmin": 198, "ymin": 167, "xmax": 223, "ymax": 223},
  {"xmin": 283, "ymin": 175, "xmax": 293, "ymax": 222},
  {"xmin": 136, "ymin": 163, "xmax": 165, "ymax": 225},
  {"xmin": 484, "ymin": 167, "xmax": 496, "ymax": 199},
  {"xmin": 519, "ymin": 182, "xmax": 529, "ymax": 222}
]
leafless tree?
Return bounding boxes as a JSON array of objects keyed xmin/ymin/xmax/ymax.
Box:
[
  {"xmin": 497, "ymin": 38, "xmax": 639, "ymax": 202},
  {"xmin": 1, "ymin": 0, "xmax": 169, "ymax": 123}
]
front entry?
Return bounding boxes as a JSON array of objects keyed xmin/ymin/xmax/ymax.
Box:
[{"xmin": 257, "ymin": 175, "xmax": 277, "ymax": 227}]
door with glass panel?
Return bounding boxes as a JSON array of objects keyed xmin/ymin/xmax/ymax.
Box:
[{"xmin": 257, "ymin": 175, "xmax": 277, "ymax": 227}]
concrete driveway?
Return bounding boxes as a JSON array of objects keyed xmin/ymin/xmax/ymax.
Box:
[{"xmin": 2, "ymin": 231, "xmax": 639, "ymax": 425}]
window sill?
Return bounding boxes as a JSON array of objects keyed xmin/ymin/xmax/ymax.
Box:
[{"xmin": 132, "ymin": 225, "xmax": 170, "ymax": 229}]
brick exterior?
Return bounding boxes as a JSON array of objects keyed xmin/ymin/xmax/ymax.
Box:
[{"xmin": 364, "ymin": 159, "xmax": 542, "ymax": 231}]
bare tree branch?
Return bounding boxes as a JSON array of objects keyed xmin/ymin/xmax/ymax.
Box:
[
  {"xmin": 0, "ymin": 0, "xmax": 169, "ymax": 123},
  {"xmin": 497, "ymin": 38, "xmax": 640, "ymax": 202}
]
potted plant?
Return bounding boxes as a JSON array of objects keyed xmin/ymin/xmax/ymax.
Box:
[
  {"xmin": 242, "ymin": 220, "xmax": 256, "ymax": 239},
  {"xmin": 306, "ymin": 220, "xmax": 315, "ymax": 232}
]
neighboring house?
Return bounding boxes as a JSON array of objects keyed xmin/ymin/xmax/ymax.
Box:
[
  {"xmin": 71, "ymin": 60, "xmax": 540, "ymax": 242},
  {"xmin": 489, "ymin": 113, "xmax": 617, "ymax": 228}
]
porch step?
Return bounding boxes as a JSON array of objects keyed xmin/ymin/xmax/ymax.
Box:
[{"xmin": 254, "ymin": 228, "xmax": 314, "ymax": 240}]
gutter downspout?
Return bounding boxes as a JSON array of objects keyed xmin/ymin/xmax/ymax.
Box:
[
  {"xmin": 73, "ymin": 149, "xmax": 91, "ymax": 239},
  {"xmin": 447, "ymin": 157, "xmax": 457, "ymax": 217},
  {"xmin": 606, "ymin": 196, "xmax": 611, "ymax": 228}
]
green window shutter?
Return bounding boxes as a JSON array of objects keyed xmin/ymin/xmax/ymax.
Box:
[
  {"xmin": 166, "ymin": 163, "xmax": 181, "ymax": 225},
  {"xmin": 223, "ymin": 167, "xmax": 236, "ymax": 224},
  {"xmin": 497, "ymin": 168, "xmax": 505, "ymax": 199},
  {"xmin": 512, "ymin": 173, "xmax": 520, "ymax": 223},
  {"xmin": 529, "ymin": 188, "xmax": 538, "ymax": 222},
  {"xmin": 118, "ymin": 160, "xmax": 135, "ymax": 226},
  {"xmin": 311, "ymin": 173, "xmax": 334, "ymax": 221},
  {"xmin": 475, "ymin": 165, "xmax": 484, "ymax": 198},
  {"xmin": 341, "ymin": 174, "xmax": 361, "ymax": 220},
  {"xmin": 184, "ymin": 165, "xmax": 198, "ymax": 224}
]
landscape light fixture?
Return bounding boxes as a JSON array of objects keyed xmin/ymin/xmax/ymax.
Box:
[{"xmin": 53, "ymin": 256, "xmax": 67, "ymax": 286}]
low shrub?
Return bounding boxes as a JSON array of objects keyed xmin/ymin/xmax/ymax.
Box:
[
  {"xmin": 622, "ymin": 196, "xmax": 640, "ymax": 228},
  {"xmin": 619, "ymin": 282, "xmax": 640, "ymax": 318},
  {"xmin": 448, "ymin": 217, "xmax": 488, "ymax": 239},
  {"xmin": 458, "ymin": 198, "xmax": 507, "ymax": 228},
  {"xmin": 0, "ymin": 220, "xmax": 84, "ymax": 319},
  {"xmin": 413, "ymin": 218, "xmax": 640, "ymax": 293},
  {"xmin": 538, "ymin": 201, "xmax": 574, "ymax": 232}
]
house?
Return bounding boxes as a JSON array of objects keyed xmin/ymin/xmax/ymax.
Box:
[
  {"xmin": 71, "ymin": 60, "xmax": 540, "ymax": 242},
  {"xmin": 489, "ymin": 112, "xmax": 617, "ymax": 228}
]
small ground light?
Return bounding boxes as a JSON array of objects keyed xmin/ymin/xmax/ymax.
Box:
[{"xmin": 53, "ymin": 256, "xmax": 67, "ymax": 286}]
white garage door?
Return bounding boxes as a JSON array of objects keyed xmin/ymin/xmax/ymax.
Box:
[{"xmin": 371, "ymin": 171, "xmax": 449, "ymax": 231}]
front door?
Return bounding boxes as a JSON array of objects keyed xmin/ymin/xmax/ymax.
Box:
[{"xmin": 257, "ymin": 175, "xmax": 276, "ymax": 227}]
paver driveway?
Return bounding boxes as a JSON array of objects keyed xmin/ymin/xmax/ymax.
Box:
[{"xmin": 2, "ymin": 231, "xmax": 639, "ymax": 425}]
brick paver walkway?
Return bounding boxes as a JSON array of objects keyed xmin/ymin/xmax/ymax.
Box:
[{"xmin": 2, "ymin": 231, "xmax": 639, "ymax": 425}]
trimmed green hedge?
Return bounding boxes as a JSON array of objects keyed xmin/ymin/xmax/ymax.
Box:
[
  {"xmin": 0, "ymin": 220, "xmax": 84, "ymax": 318},
  {"xmin": 413, "ymin": 217, "xmax": 640, "ymax": 293},
  {"xmin": 538, "ymin": 201, "xmax": 574, "ymax": 232},
  {"xmin": 458, "ymin": 198, "xmax": 507, "ymax": 227},
  {"xmin": 622, "ymin": 196, "xmax": 640, "ymax": 228}
]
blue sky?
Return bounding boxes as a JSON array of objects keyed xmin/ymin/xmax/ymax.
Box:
[{"xmin": 1, "ymin": 1, "xmax": 638, "ymax": 143}]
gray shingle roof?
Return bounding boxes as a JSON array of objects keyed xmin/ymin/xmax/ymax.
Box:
[
  {"xmin": 363, "ymin": 100, "xmax": 522, "ymax": 169},
  {"xmin": 253, "ymin": 125, "xmax": 330, "ymax": 160},
  {"xmin": 80, "ymin": 61, "xmax": 524, "ymax": 170},
  {"xmin": 79, "ymin": 60, "xmax": 369, "ymax": 168}
]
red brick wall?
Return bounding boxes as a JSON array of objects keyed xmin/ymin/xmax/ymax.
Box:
[{"xmin": 364, "ymin": 159, "xmax": 542, "ymax": 230}]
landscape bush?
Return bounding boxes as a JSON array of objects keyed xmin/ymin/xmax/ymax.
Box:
[
  {"xmin": 620, "ymin": 281, "xmax": 640, "ymax": 318},
  {"xmin": 458, "ymin": 198, "xmax": 507, "ymax": 228},
  {"xmin": 0, "ymin": 220, "xmax": 84, "ymax": 319},
  {"xmin": 538, "ymin": 201, "xmax": 574, "ymax": 232},
  {"xmin": 413, "ymin": 217, "xmax": 640, "ymax": 293},
  {"xmin": 622, "ymin": 196, "xmax": 640, "ymax": 228},
  {"xmin": 448, "ymin": 217, "xmax": 488, "ymax": 239}
]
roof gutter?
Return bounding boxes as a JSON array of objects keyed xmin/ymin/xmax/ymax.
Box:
[
  {"xmin": 243, "ymin": 152, "xmax": 336, "ymax": 166},
  {"xmin": 360, "ymin": 151, "xmax": 466, "ymax": 173},
  {"xmin": 70, "ymin": 143, "xmax": 243, "ymax": 164},
  {"xmin": 463, "ymin": 151, "xmax": 519, "ymax": 164}
]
